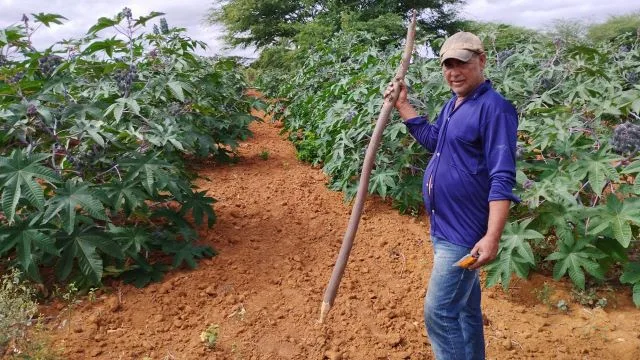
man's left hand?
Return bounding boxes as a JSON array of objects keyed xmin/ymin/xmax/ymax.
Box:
[{"xmin": 468, "ymin": 235, "xmax": 500, "ymax": 270}]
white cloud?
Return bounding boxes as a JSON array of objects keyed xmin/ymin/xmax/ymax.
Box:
[
  {"xmin": 462, "ymin": 0, "xmax": 640, "ymax": 30},
  {"xmin": 0, "ymin": 0, "xmax": 257, "ymax": 58}
]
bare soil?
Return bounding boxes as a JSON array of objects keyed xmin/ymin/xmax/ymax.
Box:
[{"xmin": 39, "ymin": 108, "xmax": 640, "ymax": 359}]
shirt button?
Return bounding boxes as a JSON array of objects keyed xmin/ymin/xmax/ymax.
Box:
[
  {"xmin": 436, "ymin": 152, "xmax": 440, "ymax": 156},
  {"xmin": 432, "ymin": 210, "xmax": 435, "ymax": 214}
]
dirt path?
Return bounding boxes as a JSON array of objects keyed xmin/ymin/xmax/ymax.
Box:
[{"xmin": 43, "ymin": 111, "xmax": 640, "ymax": 359}]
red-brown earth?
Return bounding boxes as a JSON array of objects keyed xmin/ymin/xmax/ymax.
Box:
[{"xmin": 31, "ymin": 107, "xmax": 640, "ymax": 359}]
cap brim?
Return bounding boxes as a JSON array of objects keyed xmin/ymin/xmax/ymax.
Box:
[{"xmin": 440, "ymin": 49, "xmax": 475, "ymax": 64}]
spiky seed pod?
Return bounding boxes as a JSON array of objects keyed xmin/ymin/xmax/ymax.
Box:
[
  {"xmin": 516, "ymin": 144, "xmax": 525, "ymax": 159},
  {"xmin": 122, "ymin": 7, "xmax": 132, "ymax": 20},
  {"xmin": 26, "ymin": 104, "xmax": 38, "ymax": 117},
  {"xmin": 624, "ymin": 72, "xmax": 639, "ymax": 85},
  {"xmin": 345, "ymin": 110, "xmax": 357, "ymax": 121},
  {"xmin": 496, "ymin": 49, "xmax": 515, "ymax": 66},
  {"xmin": 159, "ymin": 18, "xmax": 169, "ymax": 34},
  {"xmin": 8, "ymin": 71, "xmax": 24, "ymax": 84},
  {"xmin": 611, "ymin": 122, "xmax": 640, "ymax": 155},
  {"xmin": 38, "ymin": 55, "xmax": 63, "ymax": 77},
  {"xmin": 113, "ymin": 65, "xmax": 138, "ymax": 96},
  {"xmin": 523, "ymin": 179, "xmax": 535, "ymax": 190},
  {"xmin": 539, "ymin": 77, "xmax": 555, "ymax": 91},
  {"xmin": 153, "ymin": 24, "xmax": 160, "ymax": 35}
]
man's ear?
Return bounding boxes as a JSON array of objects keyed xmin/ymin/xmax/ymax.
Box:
[{"xmin": 478, "ymin": 52, "xmax": 487, "ymax": 69}]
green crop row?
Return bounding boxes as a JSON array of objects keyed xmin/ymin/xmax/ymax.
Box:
[
  {"xmin": 0, "ymin": 10, "xmax": 259, "ymax": 288},
  {"xmin": 259, "ymin": 27, "xmax": 640, "ymax": 306}
]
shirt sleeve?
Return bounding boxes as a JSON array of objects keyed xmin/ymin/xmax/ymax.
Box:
[
  {"xmin": 404, "ymin": 115, "xmax": 440, "ymax": 153},
  {"xmin": 482, "ymin": 108, "xmax": 521, "ymax": 203}
]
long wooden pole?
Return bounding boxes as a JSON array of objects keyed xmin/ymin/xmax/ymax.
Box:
[{"xmin": 319, "ymin": 10, "xmax": 418, "ymax": 323}]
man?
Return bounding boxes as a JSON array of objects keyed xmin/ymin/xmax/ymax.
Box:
[{"xmin": 387, "ymin": 32, "xmax": 520, "ymax": 359}]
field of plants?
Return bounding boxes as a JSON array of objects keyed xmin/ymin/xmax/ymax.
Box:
[
  {"xmin": 1, "ymin": 2, "xmax": 640, "ymax": 359},
  {"xmin": 0, "ymin": 9, "xmax": 259, "ymax": 291},
  {"xmin": 260, "ymin": 25, "xmax": 640, "ymax": 306}
]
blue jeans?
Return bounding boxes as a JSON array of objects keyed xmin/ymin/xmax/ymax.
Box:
[{"xmin": 424, "ymin": 236, "xmax": 485, "ymax": 360}]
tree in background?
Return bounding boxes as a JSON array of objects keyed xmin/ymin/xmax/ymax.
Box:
[
  {"xmin": 207, "ymin": 0, "xmax": 464, "ymax": 49},
  {"xmin": 587, "ymin": 12, "xmax": 640, "ymax": 43}
]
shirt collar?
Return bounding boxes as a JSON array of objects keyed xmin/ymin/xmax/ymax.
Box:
[{"xmin": 450, "ymin": 79, "xmax": 492, "ymax": 101}]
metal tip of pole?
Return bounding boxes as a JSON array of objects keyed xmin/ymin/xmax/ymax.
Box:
[{"xmin": 319, "ymin": 301, "xmax": 331, "ymax": 324}]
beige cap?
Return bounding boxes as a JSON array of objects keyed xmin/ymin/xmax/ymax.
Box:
[{"xmin": 439, "ymin": 32, "xmax": 484, "ymax": 64}]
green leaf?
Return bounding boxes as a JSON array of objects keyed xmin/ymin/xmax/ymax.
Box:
[
  {"xmin": 100, "ymin": 180, "xmax": 147, "ymax": 215},
  {"xmin": 0, "ymin": 219, "xmax": 57, "ymax": 282},
  {"xmin": 545, "ymin": 239, "xmax": 606, "ymax": 290},
  {"xmin": 43, "ymin": 180, "xmax": 108, "ymax": 234},
  {"xmin": 167, "ymin": 242, "xmax": 215, "ymax": 269},
  {"xmin": 0, "ymin": 150, "xmax": 59, "ymax": 223},
  {"xmin": 588, "ymin": 195, "xmax": 640, "ymax": 248},
  {"xmin": 484, "ymin": 219, "xmax": 542, "ymax": 289},
  {"xmin": 119, "ymin": 154, "xmax": 174, "ymax": 195},
  {"xmin": 55, "ymin": 226, "xmax": 122, "ymax": 285},
  {"xmin": 87, "ymin": 17, "xmax": 120, "ymax": 34},
  {"xmin": 134, "ymin": 12, "xmax": 165, "ymax": 27},
  {"xmin": 167, "ymin": 81, "xmax": 185, "ymax": 101},
  {"xmin": 369, "ymin": 169, "xmax": 397, "ymax": 198},
  {"xmin": 120, "ymin": 263, "xmax": 168, "ymax": 288},
  {"xmin": 107, "ymin": 225, "xmax": 150, "ymax": 255},
  {"xmin": 620, "ymin": 262, "xmax": 640, "ymax": 285},
  {"xmin": 31, "ymin": 13, "xmax": 67, "ymax": 27},
  {"xmin": 82, "ymin": 38, "xmax": 126, "ymax": 57},
  {"xmin": 179, "ymin": 190, "xmax": 217, "ymax": 227}
]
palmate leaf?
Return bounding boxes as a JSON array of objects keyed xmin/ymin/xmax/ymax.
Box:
[
  {"xmin": 163, "ymin": 241, "xmax": 215, "ymax": 269},
  {"xmin": 133, "ymin": 11, "xmax": 165, "ymax": 27},
  {"xmin": 369, "ymin": 169, "xmax": 397, "ymax": 198},
  {"xmin": 621, "ymin": 262, "xmax": 640, "ymax": 306},
  {"xmin": 56, "ymin": 225, "xmax": 125, "ymax": 285},
  {"xmin": 179, "ymin": 190, "xmax": 217, "ymax": 227},
  {"xmin": 545, "ymin": 238, "xmax": 607, "ymax": 290},
  {"xmin": 100, "ymin": 180, "xmax": 147, "ymax": 215},
  {"xmin": 569, "ymin": 147, "xmax": 620, "ymax": 196},
  {"xmin": 0, "ymin": 150, "xmax": 60, "ymax": 223},
  {"xmin": 0, "ymin": 218, "xmax": 58, "ymax": 282},
  {"xmin": 31, "ymin": 12, "xmax": 67, "ymax": 27},
  {"xmin": 485, "ymin": 219, "xmax": 543, "ymax": 290},
  {"xmin": 107, "ymin": 225, "xmax": 150, "ymax": 255},
  {"xmin": 119, "ymin": 153, "xmax": 175, "ymax": 195},
  {"xmin": 43, "ymin": 180, "xmax": 108, "ymax": 234},
  {"xmin": 587, "ymin": 195, "xmax": 640, "ymax": 248},
  {"xmin": 522, "ymin": 176, "xmax": 578, "ymax": 209},
  {"xmin": 120, "ymin": 263, "xmax": 168, "ymax": 288}
]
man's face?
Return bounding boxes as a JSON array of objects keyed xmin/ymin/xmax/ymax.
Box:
[{"xmin": 442, "ymin": 53, "xmax": 486, "ymax": 98}]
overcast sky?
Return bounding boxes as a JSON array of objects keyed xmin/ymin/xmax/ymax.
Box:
[{"xmin": 1, "ymin": 0, "xmax": 638, "ymax": 58}]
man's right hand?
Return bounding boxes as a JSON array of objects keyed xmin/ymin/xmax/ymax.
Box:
[{"xmin": 384, "ymin": 80, "xmax": 419, "ymax": 120}]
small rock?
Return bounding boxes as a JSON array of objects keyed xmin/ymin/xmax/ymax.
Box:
[
  {"xmin": 106, "ymin": 296, "xmax": 121, "ymax": 312},
  {"xmin": 91, "ymin": 349, "xmax": 103, "ymax": 357},
  {"xmin": 502, "ymin": 338, "xmax": 513, "ymax": 350},
  {"xmin": 205, "ymin": 286, "xmax": 217, "ymax": 297},
  {"xmin": 387, "ymin": 334, "xmax": 403, "ymax": 347},
  {"xmin": 159, "ymin": 282, "xmax": 173, "ymax": 294},
  {"xmin": 324, "ymin": 350, "xmax": 342, "ymax": 360}
]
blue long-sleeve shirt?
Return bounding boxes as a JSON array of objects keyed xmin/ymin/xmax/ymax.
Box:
[{"xmin": 405, "ymin": 80, "xmax": 520, "ymax": 248}]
